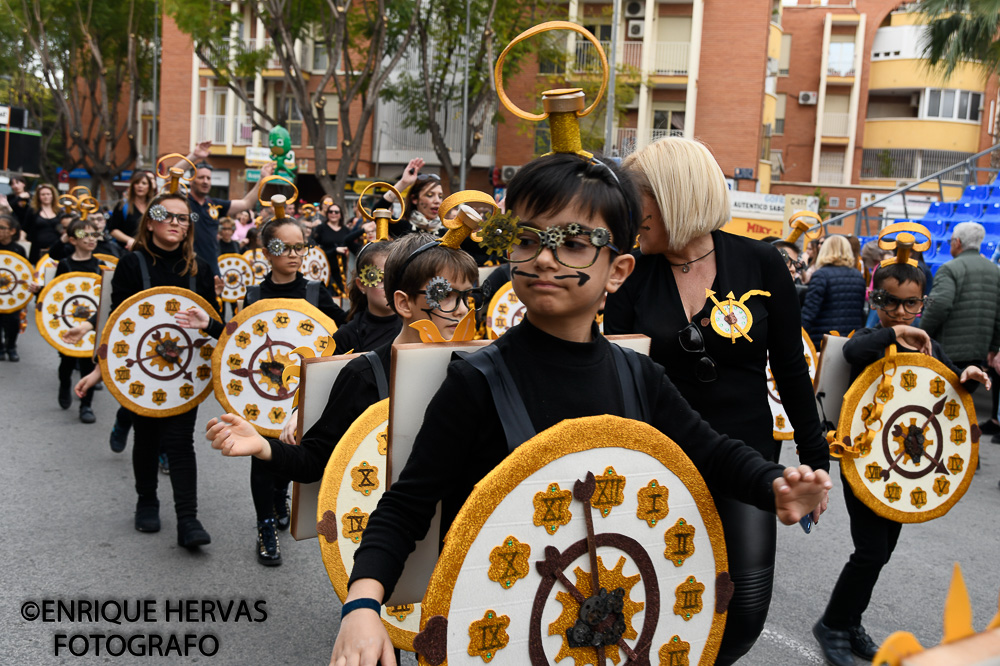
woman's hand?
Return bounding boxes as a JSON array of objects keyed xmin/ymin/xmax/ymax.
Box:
[
  {"xmin": 960, "ymin": 365, "xmax": 991, "ymax": 389},
  {"xmin": 336, "ymin": 246, "xmax": 348, "ymax": 255},
  {"xmin": 891, "ymin": 325, "xmax": 932, "ymax": 355},
  {"xmin": 213, "ymin": 276, "xmax": 224, "ymax": 296},
  {"xmin": 175, "ymin": 306, "xmax": 210, "ymax": 330},
  {"xmin": 75, "ymin": 367, "xmax": 103, "ymax": 398},
  {"xmin": 388, "ymin": 158, "xmax": 425, "ymax": 203},
  {"xmin": 773, "ymin": 465, "xmax": 832, "ymax": 526},
  {"xmin": 205, "ymin": 413, "xmax": 271, "ymax": 458},
  {"xmin": 61, "ymin": 321, "xmax": 94, "ymax": 345},
  {"xmin": 279, "ymin": 410, "xmax": 298, "ymax": 446},
  {"xmin": 27, "ymin": 282, "xmax": 41, "ymax": 294}
]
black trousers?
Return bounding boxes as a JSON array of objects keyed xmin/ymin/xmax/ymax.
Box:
[
  {"xmin": 821, "ymin": 477, "xmax": 902, "ymax": 629},
  {"xmin": 250, "ymin": 449, "xmax": 290, "ymax": 522},
  {"xmin": 131, "ymin": 408, "xmax": 200, "ymax": 521},
  {"xmin": 58, "ymin": 353, "xmax": 95, "ymax": 407},
  {"xmin": 713, "ymin": 494, "xmax": 777, "ymax": 666},
  {"xmin": 0, "ymin": 311, "xmax": 21, "ymax": 351}
]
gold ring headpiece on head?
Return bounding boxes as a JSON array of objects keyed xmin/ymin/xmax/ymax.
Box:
[
  {"xmin": 258, "ymin": 175, "xmax": 299, "ymax": 220},
  {"xmin": 155, "ymin": 154, "xmax": 197, "ymax": 194},
  {"xmin": 785, "ymin": 211, "xmax": 824, "ymax": 245},
  {"xmin": 878, "ymin": 222, "xmax": 932, "ymax": 268}
]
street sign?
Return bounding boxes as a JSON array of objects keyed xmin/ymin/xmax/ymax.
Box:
[
  {"xmin": 245, "ymin": 146, "xmax": 271, "ymax": 167},
  {"xmin": 734, "ymin": 167, "xmax": 755, "ymax": 179},
  {"xmin": 246, "ymin": 169, "xmax": 261, "ymax": 183},
  {"xmin": 0, "ymin": 106, "xmax": 9, "ymax": 125}
]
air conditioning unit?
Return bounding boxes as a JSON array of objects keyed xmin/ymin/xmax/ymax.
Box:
[
  {"xmin": 627, "ymin": 20, "xmax": 645, "ymax": 40},
  {"xmin": 501, "ymin": 165, "xmax": 521, "ymax": 184},
  {"xmin": 798, "ymin": 91, "xmax": 818, "ymax": 105},
  {"xmin": 625, "ymin": 1, "xmax": 644, "ymax": 18}
]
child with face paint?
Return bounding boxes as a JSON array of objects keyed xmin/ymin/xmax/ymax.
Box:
[
  {"xmin": 326, "ymin": 153, "xmax": 831, "ymax": 666},
  {"xmin": 332, "ymin": 240, "xmax": 402, "ymax": 354},
  {"xmin": 204, "ymin": 232, "xmax": 479, "ymax": 560}
]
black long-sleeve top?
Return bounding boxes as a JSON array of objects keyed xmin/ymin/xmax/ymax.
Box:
[
  {"xmin": 47, "ymin": 233, "xmax": 122, "ymax": 262},
  {"xmin": 349, "ymin": 318, "xmax": 786, "ymax": 599},
  {"xmin": 23, "ymin": 212, "xmax": 60, "ymax": 263},
  {"xmin": 843, "ymin": 326, "xmax": 974, "ymax": 393},
  {"xmin": 55, "ymin": 256, "xmax": 102, "ymax": 277},
  {"xmin": 266, "ymin": 341, "xmax": 392, "ymax": 483},
  {"xmin": 604, "ymin": 230, "xmax": 830, "ymax": 473},
  {"xmin": 218, "ymin": 239, "xmax": 241, "ymax": 256},
  {"xmin": 108, "ymin": 201, "xmax": 143, "ymax": 239},
  {"xmin": 331, "ymin": 310, "xmax": 401, "ymax": 354},
  {"xmin": 6, "ymin": 193, "xmax": 30, "ymax": 226},
  {"xmin": 253, "ymin": 273, "xmax": 347, "ymax": 326},
  {"xmin": 103, "ymin": 244, "xmax": 225, "ymax": 339},
  {"xmin": 0, "ymin": 239, "xmax": 27, "ymax": 258}
]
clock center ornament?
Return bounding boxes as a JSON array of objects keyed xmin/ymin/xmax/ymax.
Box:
[{"xmin": 828, "ymin": 222, "xmax": 978, "ymax": 522}]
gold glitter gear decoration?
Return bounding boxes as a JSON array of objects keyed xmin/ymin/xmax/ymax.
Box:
[
  {"xmin": 785, "ymin": 211, "xmax": 824, "ymax": 245},
  {"xmin": 547, "ymin": 555, "xmax": 644, "ymax": 666},
  {"xmin": 155, "ymin": 154, "xmax": 196, "ymax": 194},
  {"xmin": 495, "ymin": 21, "xmax": 608, "ymax": 158},
  {"xmin": 257, "ymin": 175, "xmax": 299, "ymax": 220},
  {"xmin": 478, "ymin": 211, "xmax": 521, "ymax": 257},
  {"xmin": 437, "ymin": 190, "xmax": 499, "ymax": 250},
  {"xmin": 878, "ymin": 221, "xmax": 932, "ymax": 268}
]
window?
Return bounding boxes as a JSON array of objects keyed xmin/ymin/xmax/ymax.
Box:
[
  {"xmin": 829, "ymin": 197, "xmax": 840, "ymax": 208},
  {"xmin": 779, "ymin": 34, "xmax": 792, "ymax": 76},
  {"xmin": 846, "ymin": 197, "xmax": 857, "ymax": 208},
  {"xmin": 776, "ymin": 94, "xmax": 786, "ymax": 134},
  {"xmin": 322, "ymin": 94, "xmax": 338, "ymax": 147},
  {"xmin": 538, "ymin": 32, "xmax": 566, "ymax": 75},
  {"xmin": 313, "ymin": 43, "xmax": 330, "ymax": 71},
  {"xmin": 279, "ymin": 98, "xmax": 303, "ymax": 147},
  {"xmin": 924, "ymin": 88, "xmax": 982, "ymax": 121},
  {"xmin": 653, "ymin": 108, "xmax": 685, "ymax": 139},
  {"xmin": 828, "ymin": 38, "xmax": 855, "ymax": 77},
  {"xmin": 760, "ymin": 124, "xmax": 772, "ymax": 161}
]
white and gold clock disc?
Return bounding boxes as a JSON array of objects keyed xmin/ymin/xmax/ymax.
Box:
[
  {"xmin": 0, "ymin": 250, "xmax": 34, "ymax": 314},
  {"xmin": 485, "ymin": 281, "xmax": 526, "ymax": 338},
  {"xmin": 767, "ymin": 327, "xmax": 818, "ymax": 440},
  {"xmin": 35, "ymin": 272, "xmax": 101, "ymax": 357},
  {"xmin": 300, "ymin": 246, "xmax": 331, "ymax": 286},
  {"xmin": 316, "ymin": 399, "xmax": 422, "ymax": 650},
  {"xmin": 243, "ymin": 249, "xmax": 271, "ymax": 286},
  {"xmin": 99, "ymin": 287, "xmax": 222, "ymax": 417},
  {"xmin": 837, "ymin": 350, "xmax": 979, "ymax": 523},
  {"xmin": 217, "ymin": 253, "xmax": 254, "ymax": 303},
  {"xmin": 32, "ymin": 254, "xmax": 57, "ymax": 288},
  {"xmin": 211, "ymin": 298, "xmax": 338, "ymax": 437},
  {"xmin": 414, "ymin": 416, "xmax": 730, "ymax": 666},
  {"xmin": 94, "ymin": 253, "xmax": 119, "ymax": 269}
]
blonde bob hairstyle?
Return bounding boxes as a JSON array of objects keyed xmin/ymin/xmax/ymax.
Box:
[
  {"xmin": 815, "ymin": 235, "xmax": 856, "ymax": 269},
  {"xmin": 623, "ymin": 137, "xmax": 731, "ymax": 252}
]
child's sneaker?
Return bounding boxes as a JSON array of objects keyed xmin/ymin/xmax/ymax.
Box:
[
  {"xmin": 58, "ymin": 381, "xmax": 72, "ymax": 409},
  {"xmin": 6, "ymin": 349, "xmax": 18, "ymax": 362},
  {"xmin": 79, "ymin": 406, "xmax": 96, "ymax": 424},
  {"xmin": 109, "ymin": 417, "xmax": 129, "ymax": 453},
  {"xmin": 158, "ymin": 453, "xmax": 170, "ymax": 475},
  {"xmin": 273, "ymin": 492, "xmax": 290, "ymax": 531},
  {"xmin": 256, "ymin": 518, "xmax": 282, "ymax": 566}
]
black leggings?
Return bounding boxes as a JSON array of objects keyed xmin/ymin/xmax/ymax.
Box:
[
  {"xmin": 131, "ymin": 408, "xmax": 200, "ymax": 520},
  {"xmin": 250, "ymin": 451, "xmax": 290, "ymax": 522},
  {"xmin": 713, "ymin": 494, "xmax": 777, "ymax": 666},
  {"xmin": 821, "ymin": 478, "xmax": 901, "ymax": 629},
  {"xmin": 58, "ymin": 353, "xmax": 95, "ymax": 407},
  {"xmin": 0, "ymin": 311, "xmax": 21, "ymax": 351}
]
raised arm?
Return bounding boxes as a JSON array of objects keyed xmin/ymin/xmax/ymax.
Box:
[{"xmin": 228, "ymin": 162, "xmax": 276, "ymax": 216}]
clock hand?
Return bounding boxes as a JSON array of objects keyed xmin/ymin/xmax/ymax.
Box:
[{"xmin": 573, "ymin": 472, "xmax": 607, "ymax": 666}]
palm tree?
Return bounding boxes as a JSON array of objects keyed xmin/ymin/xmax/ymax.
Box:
[{"xmin": 918, "ymin": 0, "xmax": 1000, "ymax": 165}]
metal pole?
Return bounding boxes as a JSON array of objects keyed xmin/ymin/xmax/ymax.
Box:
[
  {"xmin": 460, "ymin": 0, "xmax": 470, "ymax": 190},
  {"xmin": 151, "ymin": 0, "xmax": 160, "ymax": 164},
  {"xmin": 604, "ymin": 0, "xmax": 620, "ymax": 155}
]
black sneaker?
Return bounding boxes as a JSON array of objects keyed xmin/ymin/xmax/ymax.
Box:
[
  {"xmin": 177, "ymin": 518, "xmax": 211, "ymax": 549},
  {"xmin": 58, "ymin": 381, "xmax": 71, "ymax": 409},
  {"xmin": 79, "ymin": 406, "xmax": 96, "ymax": 424},
  {"xmin": 848, "ymin": 624, "xmax": 878, "ymax": 660},
  {"xmin": 134, "ymin": 501, "xmax": 161, "ymax": 533},
  {"xmin": 273, "ymin": 493, "xmax": 290, "ymax": 531},
  {"xmin": 7, "ymin": 349, "xmax": 18, "ymax": 362},
  {"xmin": 256, "ymin": 518, "xmax": 282, "ymax": 566},
  {"xmin": 0, "ymin": 350, "xmax": 6, "ymax": 361},
  {"xmin": 812, "ymin": 619, "xmax": 854, "ymax": 666},
  {"xmin": 109, "ymin": 418, "xmax": 129, "ymax": 453},
  {"xmin": 158, "ymin": 453, "xmax": 170, "ymax": 475},
  {"xmin": 980, "ymin": 419, "xmax": 1000, "ymax": 435}
]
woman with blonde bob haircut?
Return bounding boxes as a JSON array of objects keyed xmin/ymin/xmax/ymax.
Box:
[
  {"xmin": 605, "ymin": 136, "xmax": 830, "ymax": 665},
  {"xmin": 801, "ymin": 235, "xmax": 867, "ymax": 346}
]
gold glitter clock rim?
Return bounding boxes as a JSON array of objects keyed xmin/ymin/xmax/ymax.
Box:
[{"xmin": 34, "ymin": 271, "xmax": 101, "ymax": 357}]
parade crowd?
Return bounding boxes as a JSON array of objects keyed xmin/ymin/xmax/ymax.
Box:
[{"xmin": 2, "ymin": 136, "xmax": 998, "ymax": 666}]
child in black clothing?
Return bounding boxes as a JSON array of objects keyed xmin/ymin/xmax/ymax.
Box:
[
  {"xmin": 331, "ymin": 239, "xmax": 401, "ymax": 355},
  {"xmin": 812, "ymin": 260, "xmax": 989, "ymax": 666},
  {"xmin": 54, "ymin": 218, "xmax": 104, "ymax": 422},
  {"xmin": 318, "ymin": 154, "xmax": 830, "ymax": 666},
  {"xmin": 217, "ymin": 217, "xmax": 241, "ymax": 256},
  {"xmin": 0, "ymin": 214, "xmax": 27, "ymax": 361}
]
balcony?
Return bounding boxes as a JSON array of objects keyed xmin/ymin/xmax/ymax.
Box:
[
  {"xmin": 571, "ymin": 41, "xmax": 689, "ymax": 76},
  {"xmin": 822, "ymin": 112, "xmax": 850, "ymax": 137},
  {"xmin": 608, "ymin": 128, "xmax": 683, "ymax": 158},
  {"xmin": 233, "ymin": 117, "xmax": 254, "ymax": 146},
  {"xmin": 198, "ymin": 115, "xmax": 227, "ymax": 144},
  {"xmin": 374, "ymin": 97, "xmax": 495, "ymax": 167},
  {"xmin": 817, "ymin": 152, "xmax": 846, "ymax": 185}
]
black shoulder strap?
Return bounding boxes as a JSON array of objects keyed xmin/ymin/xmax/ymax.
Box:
[
  {"xmin": 609, "ymin": 343, "xmax": 649, "ymax": 422},
  {"xmin": 306, "ymin": 280, "xmax": 320, "ymax": 306},
  {"xmin": 362, "ymin": 351, "xmax": 389, "ymax": 401},
  {"xmin": 134, "ymin": 252, "xmax": 151, "ymax": 291},
  {"xmin": 458, "ymin": 345, "xmax": 535, "ymax": 452},
  {"xmin": 189, "ymin": 273, "xmax": 196, "ymax": 292},
  {"xmin": 245, "ymin": 285, "xmax": 261, "ymax": 306}
]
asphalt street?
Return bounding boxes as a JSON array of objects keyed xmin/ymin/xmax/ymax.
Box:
[{"xmin": 1, "ymin": 323, "xmax": 998, "ymax": 665}]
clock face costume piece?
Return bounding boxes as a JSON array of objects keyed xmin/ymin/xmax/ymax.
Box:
[
  {"xmin": 94, "ymin": 253, "xmax": 119, "ymax": 268},
  {"xmin": 415, "ymin": 416, "xmax": 729, "ymax": 666},
  {"xmin": 211, "ymin": 298, "xmax": 338, "ymax": 438},
  {"xmin": 0, "ymin": 250, "xmax": 34, "ymax": 313},
  {"xmin": 243, "ymin": 249, "xmax": 271, "ymax": 286},
  {"xmin": 767, "ymin": 328, "xmax": 818, "ymax": 440},
  {"xmin": 34, "ymin": 272, "xmax": 101, "ymax": 357},
  {"xmin": 300, "ymin": 246, "xmax": 331, "ymax": 286},
  {"xmin": 485, "ymin": 282, "xmax": 526, "ymax": 339},
  {"xmin": 217, "ymin": 253, "xmax": 254, "ymax": 303},
  {"xmin": 98, "ymin": 287, "xmax": 223, "ymax": 417},
  {"xmin": 33, "ymin": 254, "xmax": 57, "ymax": 288},
  {"xmin": 836, "ymin": 350, "xmax": 979, "ymax": 523},
  {"xmin": 317, "ymin": 399, "xmax": 421, "ymax": 650}
]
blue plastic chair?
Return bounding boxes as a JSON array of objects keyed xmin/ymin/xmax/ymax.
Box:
[
  {"xmin": 922, "ymin": 202, "xmax": 954, "ymax": 220},
  {"xmin": 952, "ymin": 202, "xmax": 985, "ymax": 221},
  {"xmin": 982, "ymin": 203, "xmax": 1000, "ymax": 223},
  {"xmin": 961, "ymin": 185, "xmax": 990, "ymax": 202}
]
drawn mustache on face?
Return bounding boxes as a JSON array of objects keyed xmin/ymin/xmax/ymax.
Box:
[{"xmin": 511, "ymin": 267, "xmax": 590, "ymax": 286}]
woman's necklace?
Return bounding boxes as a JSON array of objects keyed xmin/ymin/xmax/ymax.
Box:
[{"xmin": 667, "ymin": 248, "xmax": 715, "ymax": 273}]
